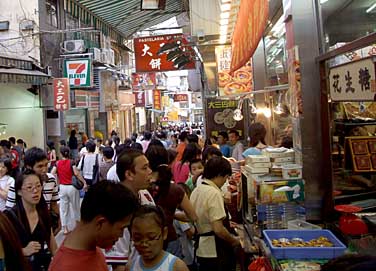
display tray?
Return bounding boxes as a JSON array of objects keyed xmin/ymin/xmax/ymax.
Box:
[{"xmin": 263, "ymin": 230, "xmax": 346, "ymax": 260}]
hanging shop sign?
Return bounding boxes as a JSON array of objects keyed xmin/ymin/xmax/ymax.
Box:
[
  {"xmin": 135, "ymin": 92, "xmax": 146, "ymax": 107},
  {"xmin": 131, "ymin": 72, "xmax": 156, "ymax": 90},
  {"xmin": 63, "ymin": 58, "xmax": 92, "ymax": 88},
  {"xmin": 153, "ymin": 89, "xmax": 162, "ymax": 110},
  {"xmin": 205, "ymin": 98, "xmax": 245, "ymax": 139},
  {"xmin": 329, "ymin": 57, "xmax": 376, "ymax": 101},
  {"xmin": 287, "ymin": 46, "xmax": 303, "ymax": 117},
  {"xmin": 216, "ymin": 46, "xmax": 253, "ymax": 96},
  {"xmin": 53, "ymin": 78, "xmax": 70, "ymax": 111},
  {"xmin": 173, "ymin": 94, "xmax": 188, "ymax": 102},
  {"xmin": 230, "ymin": 0, "xmax": 268, "ymax": 73},
  {"xmin": 134, "ymin": 34, "xmax": 195, "ymax": 72}
]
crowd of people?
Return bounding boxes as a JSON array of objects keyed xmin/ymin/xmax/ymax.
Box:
[{"xmin": 2, "ymin": 124, "xmax": 373, "ymax": 271}]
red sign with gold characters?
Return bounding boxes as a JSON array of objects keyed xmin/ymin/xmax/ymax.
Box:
[
  {"xmin": 134, "ymin": 92, "xmax": 145, "ymax": 107},
  {"xmin": 173, "ymin": 94, "xmax": 188, "ymax": 102},
  {"xmin": 134, "ymin": 34, "xmax": 195, "ymax": 72},
  {"xmin": 53, "ymin": 78, "xmax": 70, "ymax": 111},
  {"xmin": 153, "ymin": 89, "xmax": 162, "ymax": 110}
]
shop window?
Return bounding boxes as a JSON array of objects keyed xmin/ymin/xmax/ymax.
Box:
[
  {"xmin": 46, "ymin": 0, "xmax": 58, "ymax": 27},
  {"xmin": 320, "ymin": 0, "xmax": 376, "ymax": 52}
]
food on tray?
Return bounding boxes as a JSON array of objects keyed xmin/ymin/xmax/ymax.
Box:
[
  {"xmin": 233, "ymin": 70, "xmax": 252, "ymax": 84},
  {"xmin": 218, "ymin": 71, "xmax": 232, "ymax": 87},
  {"xmin": 271, "ymin": 237, "xmax": 334, "ymax": 248},
  {"xmin": 214, "ymin": 112, "xmax": 224, "ymax": 124},
  {"xmin": 224, "ymin": 82, "xmax": 246, "ymax": 95},
  {"xmin": 352, "ymin": 141, "xmax": 369, "ymax": 155},
  {"xmin": 354, "ymin": 155, "xmax": 371, "ymax": 170}
]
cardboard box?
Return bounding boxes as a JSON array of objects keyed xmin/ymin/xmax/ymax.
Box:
[
  {"xmin": 251, "ymin": 162, "xmax": 272, "ymax": 168},
  {"xmin": 272, "ymin": 156, "xmax": 295, "ymax": 163},
  {"xmin": 246, "ymin": 155, "xmax": 270, "ymax": 163},
  {"xmin": 244, "ymin": 165, "xmax": 269, "ymax": 174},
  {"xmin": 262, "ymin": 149, "xmax": 295, "ymax": 159}
]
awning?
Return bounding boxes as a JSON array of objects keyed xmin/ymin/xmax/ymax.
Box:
[
  {"xmin": 0, "ymin": 68, "xmax": 49, "ymax": 85},
  {"xmin": 69, "ymin": 0, "xmax": 187, "ymax": 39}
]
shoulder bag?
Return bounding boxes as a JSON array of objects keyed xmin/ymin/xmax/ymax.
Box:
[{"xmin": 70, "ymin": 160, "xmax": 84, "ymax": 190}]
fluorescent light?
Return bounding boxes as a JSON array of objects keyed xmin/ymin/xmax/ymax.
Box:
[
  {"xmin": 220, "ymin": 18, "xmax": 229, "ymax": 26},
  {"xmin": 220, "ymin": 29, "xmax": 228, "ymax": 36},
  {"xmin": 220, "ymin": 12, "xmax": 230, "ymax": 19},
  {"xmin": 219, "ymin": 35, "xmax": 227, "ymax": 44},
  {"xmin": 221, "ymin": 3, "xmax": 231, "ymax": 12},
  {"xmin": 320, "ymin": 0, "xmax": 329, "ymax": 4},
  {"xmin": 220, "ymin": 25, "xmax": 228, "ymax": 32},
  {"xmin": 367, "ymin": 2, "xmax": 376, "ymax": 13}
]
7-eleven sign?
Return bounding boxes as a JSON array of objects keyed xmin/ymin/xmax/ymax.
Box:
[{"xmin": 63, "ymin": 59, "xmax": 92, "ymax": 88}]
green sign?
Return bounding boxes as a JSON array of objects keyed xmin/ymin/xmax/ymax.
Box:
[{"xmin": 63, "ymin": 58, "xmax": 92, "ymax": 88}]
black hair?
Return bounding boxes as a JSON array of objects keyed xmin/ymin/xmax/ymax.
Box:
[
  {"xmin": 111, "ymin": 130, "xmax": 118, "ymax": 137},
  {"xmin": 115, "ymin": 144, "xmax": 128, "ymax": 158},
  {"xmin": 86, "ymin": 140, "xmax": 96, "ymax": 153},
  {"xmin": 59, "ymin": 139, "xmax": 66, "ymax": 146},
  {"xmin": 47, "ymin": 140, "xmax": 55, "ymax": 150},
  {"xmin": 195, "ymin": 130, "xmax": 201, "ymax": 136},
  {"xmin": 0, "ymin": 140, "xmax": 11, "ymax": 150},
  {"xmin": 70, "ymin": 130, "xmax": 76, "ymax": 137},
  {"xmin": 113, "ymin": 136, "xmax": 121, "ymax": 146},
  {"xmin": 177, "ymin": 182, "xmax": 191, "ymax": 198},
  {"xmin": 187, "ymin": 134, "xmax": 199, "ymax": 144},
  {"xmin": 145, "ymin": 145, "xmax": 172, "ymax": 198},
  {"xmin": 159, "ymin": 131, "xmax": 167, "ymax": 139},
  {"xmin": 321, "ymin": 254, "xmax": 376, "ymax": 271},
  {"xmin": 106, "ymin": 138, "xmax": 113, "ymax": 146},
  {"xmin": 202, "ymin": 157, "xmax": 232, "ymax": 180},
  {"xmin": 249, "ymin": 122, "xmax": 267, "ymax": 147},
  {"xmin": 0, "ymin": 157, "xmax": 12, "ymax": 175},
  {"xmin": 16, "ymin": 138, "xmax": 24, "ymax": 144},
  {"xmin": 148, "ymin": 139, "xmax": 164, "ymax": 149},
  {"xmin": 202, "ymin": 146, "xmax": 222, "ymax": 162},
  {"xmin": 167, "ymin": 149, "xmax": 178, "ymax": 165},
  {"xmin": 229, "ymin": 130, "xmax": 240, "ymax": 137},
  {"xmin": 180, "ymin": 143, "xmax": 201, "ymax": 169},
  {"xmin": 24, "ymin": 147, "xmax": 47, "ymax": 168},
  {"xmin": 189, "ymin": 158, "xmax": 204, "ymax": 172},
  {"xmin": 97, "ymin": 138, "xmax": 103, "ymax": 143},
  {"xmin": 178, "ymin": 131, "xmax": 188, "ymax": 142},
  {"xmin": 130, "ymin": 142, "xmax": 143, "ymax": 152},
  {"xmin": 280, "ymin": 136, "xmax": 293, "ymax": 149},
  {"xmin": 103, "ymin": 146, "xmax": 114, "ymax": 160},
  {"xmin": 60, "ymin": 146, "xmax": 70, "ymax": 158},
  {"xmin": 218, "ymin": 131, "xmax": 229, "ymax": 140},
  {"xmin": 123, "ymin": 138, "xmax": 132, "ymax": 147},
  {"xmin": 143, "ymin": 131, "xmax": 152, "ymax": 141},
  {"xmin": 116, "ymin": 149, "xmax": 144, "ymax": 182},
  {"xmin": 130, "ymin": 205, "xmax": 166, "ymax": 231},
  {"xmin": 8, "ymin": 137, "xmax": 16, "ymax": 145},
  {"xmin": 81, "ymin": 181, "xmax": 139, "ymax": 224}
]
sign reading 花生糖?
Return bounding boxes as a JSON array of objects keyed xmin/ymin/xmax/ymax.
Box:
[
  {"xmin": 63, "ymin": 59, "xmax": 92, "ymax": 88},
  {"xmin": 53, "ymin": 78, "xmax": 70, "ymax": 111},
  {"xmin": 329, "ymin": 58, "xmax": 376, "ymax": 101}
]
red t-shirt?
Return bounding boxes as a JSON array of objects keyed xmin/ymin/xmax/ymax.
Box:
[
  {"xmin": 49, "ymin": 245, "xmax": 107, "ymax": 271},
  {"xmin": 56, "ymin": 160, "xmax": 73, "ymax": 185},
  {"xmin": 172, "ymin": 161, "xmax": 190, "ymax": 183}
]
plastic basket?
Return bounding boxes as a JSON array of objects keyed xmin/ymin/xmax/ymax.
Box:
[{"xmin": 263, "ymin": 230, "xmax": 346, "ymax": 259}]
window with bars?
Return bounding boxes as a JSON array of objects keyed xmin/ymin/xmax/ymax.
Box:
[{"xmin": 46, "ymin": 0, "xmax": 58, "ymax": 27}]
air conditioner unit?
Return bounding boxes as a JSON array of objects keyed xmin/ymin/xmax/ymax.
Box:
[
  {"xmin": 108, "ymin": 49, "xmax": 115, "ymax": 65},
  {"xmin": 63, "ymin": 40, "xmax": 85, "ymax": 54},
  {"xmin": 89, "ymin": 48, "xmax": 101, "ymax": 62},
  {"xmin": 101, "ymin": 49, "xmax": 109, "ymax": 64}
]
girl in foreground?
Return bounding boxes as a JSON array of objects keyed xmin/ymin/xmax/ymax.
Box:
[{"xmin": 127, "ymin": 205, "xmax": 189, "ymax": 271}]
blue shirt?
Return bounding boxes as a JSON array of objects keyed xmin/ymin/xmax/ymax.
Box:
[
  {"xmin": 242, "ymin": 147, "xmax": 263, "ymax": 157},
  {"xmin": 220, "ymin": 144, "xmax": 231, "ymax": 157}
]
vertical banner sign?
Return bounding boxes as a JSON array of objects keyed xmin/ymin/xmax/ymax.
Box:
[
  {"xmin": 230, "ymin": 0, "xmax": 268, "ymax": 73},
  {"xmin": 329, "ymin": 57, "xmax": 376, "ymax": 101},
  {"xmin": 134, "ymin": 34, "xmax": 195, "ymax": 72},
  {"xmin": 287, "ymin": 46, "xmax": 303, "ymax": 117},
  {"xmin": 153, "ymin": 89, "xmax": 161, "ymax": 110},
  {"xmin": 53, "ymin": 78, "xmax": 70, "ymax": 111},
  {"xmin": 63, "ymin": 59, "xmax": 92, "ymax": 88},
  {"xmin": 206, "ymin": 98, "xmax": 245, "ymax": 139},
  {"xmin": 135, "ymin": 92, "xmax": 146, "ymax": 107},
  {"xmin": 216, "ymin": 46, "xmax": 253, "ymax": 96}
]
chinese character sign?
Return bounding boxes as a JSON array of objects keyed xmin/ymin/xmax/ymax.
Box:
[
  {"xmin": 173, "ymin": 94, "xmax": 188, "ymax": 102},
  {"xmin": 53, "ymin": 78, "xmax": 70, "ymax": 111},
  {"xmin": 135, "ymin": 92, "xmax": 145, "ymax": 107},
  {"xmin": 134, "ymin": 34, "xmax": 195, "ymax": 72},
  {"xmin": 206, "ymin": 98, "xmax": 245, "ymax": 139},
  {"xmin": 216, "ymin": 46, "xmax": 253, "ymax": 96},
  {"xmin": 329, "ymin": 58, "xmax": 376, "ymax": 101},
  {"xmin": 63, "ymin": 59, "xmax": 92, "ymax": 88},
  {"xmin": 153, "ymin": 89, "xmax": 161, "ymax": 110}
]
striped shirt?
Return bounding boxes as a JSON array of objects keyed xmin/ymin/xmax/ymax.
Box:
[{"xmin": 6, "ymin": 173, "xmax": 59, "ymax": 209}]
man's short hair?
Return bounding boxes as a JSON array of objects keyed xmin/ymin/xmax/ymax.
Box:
[
  {"xmin": 202, "ymin": 146, "xmax": 222, "ymax": 162},
  {"xmin": 86, "ymin": 140, "xmax": 96, "ymax": 153},
  {"xmin": 81, "ymin": 181, "xmax": 139, "ymax": 224},
  {"xmin": 187, "ymin": 134, "xmax": 199, "ymax": 144},
  {"xmin": 218, "ymin": 131, "xmax": 229, "ymax": 140},
  {"xmin": 8, "ymin": 137, "xmax": 16, "ymax": 145},
  {"xmin": 116, "ymin": 149, "xmax": 144, "ymax": 182},
  {"xmin": 202, "ymin": 157, "xmax": 232, "ymax": 180},
  {"xmin": 229, "ymin": 130, "xmax": 239, "ymax": 137},
  {"xmin": 103, "ymin": 146, "xmax": 114, "ymax": 159},
  {"xmin": 24, "ymin": 147, "xmax": 47, "ymax": 168},
  {"xmin": 16, "ymin": 139, "xmax": 24, "ymax": 144},
  {"xmin": 0, "ymin": 140, "xmax": 11, "ymax": 150}
]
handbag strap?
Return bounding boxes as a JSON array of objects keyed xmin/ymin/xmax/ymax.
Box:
[{"xmin": 80, "ymin": 155, "xmax": 85, "ymax": 171}]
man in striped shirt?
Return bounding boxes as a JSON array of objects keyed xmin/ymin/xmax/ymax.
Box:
[{"xmin": 6, "ymin": 147, "xmax": 60, "ymax": 229}]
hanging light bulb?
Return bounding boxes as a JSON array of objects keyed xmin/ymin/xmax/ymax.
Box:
[
  {"xmin": 262, "ymin": 107, "xmax": 272, "ymax": 118},
  {"xmin": 250, "ymin": 99, "xmax": 257, "ymax": 114},
  {"xmin": 274, "ymin": 92, "xmax": 284, "ymax": 115},
  {"xmin": 233, "ymin": 99, "xmax": 244, "ymax": 121}
]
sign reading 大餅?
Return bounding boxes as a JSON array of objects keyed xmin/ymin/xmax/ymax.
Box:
[
  {"xmin": 63, "ymin": 59, "xmax": 92, "ymax": 88},
  {"xmin": 329, "ymin": 58, "xmax": 376, "ymax": 101}
]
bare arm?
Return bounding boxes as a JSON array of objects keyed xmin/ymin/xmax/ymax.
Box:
[
  {"xmin": 73, "ymin": 166, "xmax": 88, "ymax": 189},
  {"xmin": 211, "ymin": 219, "xmax": 240, "ymax": 247},
  {"xmin": 50, "ymin": 229, "xmax": 58, "ymax": 255},
  {"xmin": 173, "ymin": 258, "xmax": 189, "ymax": 271},
  {"xmin": 179, "ymin": 193, "xmax": 197, "ymax": 222}
]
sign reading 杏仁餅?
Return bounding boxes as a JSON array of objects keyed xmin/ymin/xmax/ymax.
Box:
[
  {"xmin": 329, "ymin": 57, "xmax": 376, "ymax": 101},
  {"xmin": 63, "ymin": 59, "xmax": 92, "ymax": 88}
]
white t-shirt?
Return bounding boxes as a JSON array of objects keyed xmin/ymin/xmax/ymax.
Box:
[
  {"xmin": 0, "ymin": 175, "xmax": 14, "ymax": 211},
  {"xmin": 77, "ymin": 153, "xmax": 99, "ymax": 179},
  {"xmin": 106, "ymin": 164, "xmax": 120, "ymax": 182}
]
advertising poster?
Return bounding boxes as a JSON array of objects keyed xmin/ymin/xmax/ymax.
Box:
[
  {"xmin": 287, "ymin": 46, "xmax": 303, "ymax": 117},
  {"xmin": 206, "ymin": 98, "xmax": 245, "ymax": 139},
  {"xmin": 216, "ymin": 46, "xmax": 253, "ymax": 96}
]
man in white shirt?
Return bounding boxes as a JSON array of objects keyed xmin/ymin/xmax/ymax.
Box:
[
  {"xmin": 229, "ymin": 130, "xmax": 244, "ymax": 169},
  {"xmin": 104, "ymin": 149, "xmax": 154, "ymax": 271}
]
